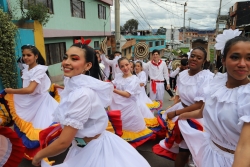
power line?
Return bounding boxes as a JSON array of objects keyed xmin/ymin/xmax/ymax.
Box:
[
  {"xmin": 121, "ymin": 1, "xmax": 148, "ymax": 30},
  {"xmin": 126, "ymin": 0, "xmax": 151, "ymax": 28},
  {"xmin": 149, "ymin": 0, "xmax": 214, "ymax": 28}
]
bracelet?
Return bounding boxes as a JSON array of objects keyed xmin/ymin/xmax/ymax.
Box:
[{"xmin": 175, "ymin": 110, "xmax": 178, "ymax": 116}]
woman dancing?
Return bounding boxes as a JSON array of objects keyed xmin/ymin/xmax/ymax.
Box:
[{"xmin": 32, "ymin": 42, "xmax": 151, "ymax": 167}]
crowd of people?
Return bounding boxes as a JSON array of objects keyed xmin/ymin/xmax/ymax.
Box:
[{"xmin": 0, "ymin": 28, "xmax": 250, "ymax": 167}]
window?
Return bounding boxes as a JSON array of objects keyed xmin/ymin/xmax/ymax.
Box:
[
  {"xmin": 45, "ymin": 42, "xmax": 66, "ymax": 65},
  {"xmin": 161, "ymin": 40, "xmax": 164, "ymax": 45},
  {"xmin": 149, "ymin": 42, "xmax": 153, "ymax": 47},
  {"xmin": 98, "ymin": 4, "xmax": 106, "ymax": 19},
  {"xmin": 71, "ymin": 0, "xmax": 85, "ymax": 18},
  {"xmin": 94, "ymin": 41, "xmax": 99, "ymax": 49},
  {"xmin": 155, "ymin": 41, "xmax": 159, "ymax": 46},
  {"xmin": 24, "ymin": 0, "xmax": 54, "ymax": 14}
]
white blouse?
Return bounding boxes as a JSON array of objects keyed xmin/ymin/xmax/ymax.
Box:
[
  {"xmin": 177, "ymin": 69, "xmax": 213, "ymax": 106},
  {"xmin": 21, "ymin": 65, "xmax": 50, "ymax": 94},
  {"xmin": 203, "ymin": 73, "xmax": 250, "ymax": 151},
  {"xmin": 53, "ymin": 74, "xmax": 114, "ymax": 138},
  {"xmin": 136, "ymin": 71, "xmax": 147, "ymax": 85}
]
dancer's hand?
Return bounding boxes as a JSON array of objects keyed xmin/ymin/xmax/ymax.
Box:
[
  {"xmin": 167, "ymin": 111, "xmax": 176, "ymax": 119},
  {"xmin": 4, "ymin": 88, "xmax": 14, "ymax": 94},
  {"xmin": 166, "ymin": 84, "xmax": 170, "ymax": 90},
  {"xmin": 32, "ymin": 154, "xmax": 42, "ymax": 166}
]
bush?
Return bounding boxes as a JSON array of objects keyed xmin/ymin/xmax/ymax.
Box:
[
  {"xmin": 0, "ymin": 9, "xmax": 18, "ymax": 88},
  {"xmin": 19, "ymin": 0, "xmax": 51, "ymax": 26}
]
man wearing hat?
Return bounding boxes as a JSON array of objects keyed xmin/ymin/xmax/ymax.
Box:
[
  {"xmin": 100, "ymin": 51, "xmax": 122, "ymax": 79},
  {"xmin": 143, "ymin": 49, "xmax": 170, "ymax": 101}
]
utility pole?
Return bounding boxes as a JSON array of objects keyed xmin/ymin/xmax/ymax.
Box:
[
  {"xmin": 171, "ymin": 25, "xmax": 174, "ymax": 50},
  {"xmin": 214, "ymin": 0, "xmax": 222, "ymax": 71},
  {"xmin": 183, "ymin": 2, "xmax": 187, "ymax": 44},
  {"xmin": 188, "ymin": 18, "xmax": 191, "ymax": 28},
  {"xmin": 115, "ymin": 0, "xmax": 121, "ymax": 52}
]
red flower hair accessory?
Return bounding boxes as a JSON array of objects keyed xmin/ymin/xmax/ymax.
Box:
[{"xmin": 74, "ymin": 37, "xmax": 91, "ymax": 45}]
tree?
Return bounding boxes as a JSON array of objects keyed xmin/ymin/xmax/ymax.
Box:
[
  {"xmin": 157, "ymin": 27, "xmax": 167, "ymax": 35},
  {"xmin": 123, "ymin": 19, "xmax": 139, "ymax": 34}
]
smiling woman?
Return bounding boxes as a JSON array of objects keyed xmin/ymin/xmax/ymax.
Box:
[
  {"xmin": 32, "ymin": 42, "xmax": 151, "ymax": 167},
  {"xmin": 177, "ymin": 30, "xmax": 250, "ymax": 167}
]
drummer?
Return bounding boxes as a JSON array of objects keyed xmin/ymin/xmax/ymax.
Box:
[{"xmin": 143, "ymin": 49, "xmax": 170, "ymax": 101}]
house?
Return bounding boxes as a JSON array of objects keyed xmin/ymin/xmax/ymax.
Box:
[
  {"xmin": 229, "ymin": 1, "xmax": 250, "ymax": 38},
  {"xmin": 9, "ymin": 0, "xmax": 113, "ymax": 83},
  {"xmin": 179, "ymin": 28, "xmax": 216, "ymax": 44},
  {"xmin": 123, "ymin": 35, "xmax": 166, "ymax": 60}
]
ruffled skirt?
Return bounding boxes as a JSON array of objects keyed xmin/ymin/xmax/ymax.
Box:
[
  {"xmin": 110, "ymin": 95, "xmax": 153, "ymax": 147},
  {"xmin": 179, "ymin": 120, "xmax": 233, "ymax": 167},
  {"xmin": 153, "ymin": 102, "xmax": 187, "ymax": 159},
  {"xmin": 5, "ymin": 93, "xmax": 58, "ymax": 159},
  {"xmin": 41, "ymin": 131, "xmax": 151, "ymax": 167},
  {"xmin": 0, "ymin": 127, "xmax": 25, "ymax": 167}
]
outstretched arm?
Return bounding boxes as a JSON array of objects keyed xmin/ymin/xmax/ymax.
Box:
[
  {"xmin": 233, "ymin": 122, "xmax": 250, "ymax": 167},
  {"xmin": 32, "ymin": 126, "xmax": 78, "ymax": 166},
  {"xmin": 179, "ymin": 104, "xmax": 204, "ymax": 120},
  {"xmin": 113, "ymin": 89, "xmax": 131, "ymax": 98},
  {"xmin": 167, "ymin": 101, "xmax": 204, "ymax": 119},
  {"xmin": 100, "ymin": 54, "xmax": 114, "ymax": 66},
  {"xmin": 5, "ymin": 81, "xmax": 38, "ymax": 94}
]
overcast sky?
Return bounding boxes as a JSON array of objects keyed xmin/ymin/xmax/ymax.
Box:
[{"xmin": 110, "ymin": 0, "xmax": 242, "ymax": 30}]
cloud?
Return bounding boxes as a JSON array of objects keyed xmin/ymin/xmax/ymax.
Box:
[{"xmin": 111, "ymin": 0, "xmax": 240, "ymax": 30}]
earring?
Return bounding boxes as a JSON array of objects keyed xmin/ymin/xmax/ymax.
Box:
[{"xmin": 218, "ymin": 66, "xmax": 223, "ymax": 71}]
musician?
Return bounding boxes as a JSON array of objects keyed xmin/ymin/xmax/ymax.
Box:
[
  {"xmin": 100, "ymin": 51, "xmax": 122, "ymax": 79},
  {"xmin": 143, "ymin": 49, "xmax": 170, "ymax": 101}
]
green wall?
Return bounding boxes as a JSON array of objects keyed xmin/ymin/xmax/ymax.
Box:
[
  {"xmin": 9, "ymin": 0, "xmax": 111, "ymax": 32},
  {"xmin": 44, "ymin": 0, "xmax": 111, "ymax": 32}
]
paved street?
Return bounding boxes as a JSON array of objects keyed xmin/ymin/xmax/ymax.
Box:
[{"xmin": 19, "ymin": 88, "xmax": 175, "ymax": 167}]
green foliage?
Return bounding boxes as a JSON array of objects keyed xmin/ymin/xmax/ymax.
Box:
[
  {"xmin": 179, "ymin": 48, "xmax": 189, "ymax": 54},
  {"xmin": 0, "ymin": 9, "xmax": 18, "ymax": 88},
  {"xmin": 19, "ymin": 0, "xmax": 51, "ymax": 26},
  {"xmin": 157, "ymin": 27, "xmax": 167, "ymax": 35},
  {"xmin": 123, "ymin": 19, "xmax": 139, "ymax": 33},
  {"xmin": 210, "ymin": 49, "xmax": 215, "ymax": 62}
]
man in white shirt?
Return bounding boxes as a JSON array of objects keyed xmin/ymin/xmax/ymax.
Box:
[
  {"xmin": 100, "ymin": 51, "xmax": 122, "ymax": 79},
  {"xmin": 143, "ymin": 50, "xmax": 170, "ymax": 101}
]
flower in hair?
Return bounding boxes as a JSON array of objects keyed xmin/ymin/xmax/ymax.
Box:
[
  {"xmin": 74, "ymin": 37, "xmax": 91, "ymax": 45},
  {"xmin": 187, "ymin": 49, "xmax": 193, "ymax": 59},
  {"xmin": 214, "ymin": 29, "xmax": 241, "ymax": 54}
]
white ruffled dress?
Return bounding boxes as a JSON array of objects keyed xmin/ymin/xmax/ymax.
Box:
[
  {"xmin": 158, "ymin": 70, "xmax": 213, "ymax": 153},
  {"xmin": 136, "ymin": 71, "xmax": 160, "ymax": 129},
  {"xmin": 136, "ymin": 71, "xmax": 153, "ymax": 104},
  {"xmin": 4, "ymin": 65, "xmax": 58, "ymax": 152},
  {"xmin": 179, "ymin": 73, "xmax": 250, "ymax": 167},
  {"xmin": 110, "ymin": 74, "xmax": 153, "ymax": 142},
  {"xmin": 41, "ymin": 74, "xmax": 150, "ymax": 167}
]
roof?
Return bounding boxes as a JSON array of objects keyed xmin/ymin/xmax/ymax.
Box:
[
  {"xmin": 122, "ymin": 39, "xmax": 136, "ymax": 49},
  {"xmin": 124, "ymin": 35, "xmax": 166, "ymax": 40}
]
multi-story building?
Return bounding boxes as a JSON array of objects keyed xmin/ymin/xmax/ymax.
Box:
[
  {"xmin": 229, "ymin": 1, "xmax": 250, "ymax": 38},
  {"xmin": 123, "ymin": 35, "xmax": 166, "ymax": 60},
  {"xmin": 179, "ymin": 28, "xmax": 216, "ymax": 44},
  {"xmin": 9, "ymin": 0, "xmax": 112, "ymax": 83}
]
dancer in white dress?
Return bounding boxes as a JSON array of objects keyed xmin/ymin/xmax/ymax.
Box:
[
  {"xmin": 110, "ymin": 57, "xmax": 153, "ymax": 147},
  {"xmin": 4, "ymin": 45, "xmax": 58, "ymax": 160},
  {"xmin": 134, "ymin": 61, "xmax": 160, "ymax": 130},
  {"xmin": 135, "ymin": 61, "xmax": 153, "ymax": 104},
  {"xmin": 32, "ymin": 42, "xmax": 151, "ymax": 167},
  {"xmin": 153, "ymin": 47, "xmax": 213, "ymax": 167},
  {"xmin": 178, "ymin": 30, "xmax": 250, "ymax": 167}
]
